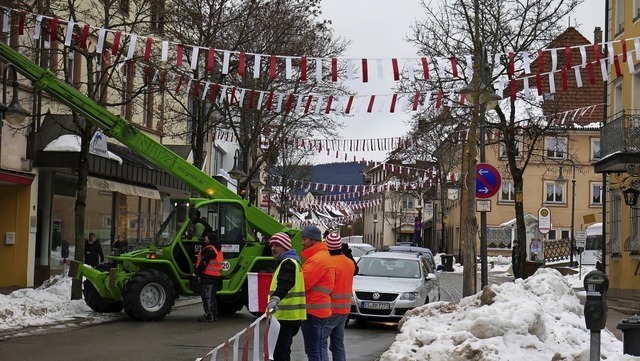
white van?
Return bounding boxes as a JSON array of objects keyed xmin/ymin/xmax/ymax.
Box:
[{"xmin": 579, "ymin": 223, "xmax": 603, "ymax": 266}]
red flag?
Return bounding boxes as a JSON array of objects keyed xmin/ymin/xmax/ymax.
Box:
[
  {"xmin": 285, "ymin": 93, "xmax": 294, "ymax": 113},
  {"xmin": 535, "ymin": 73, "xmax": 543, "ymax": 95},
  {"xmin": 176, "ymin": 43, "xmax": 183, "ymax": 67},
  {"xmin": 593, "ymin": 43, "xmax": 601, "ymax": 63},
  {"xmin": 325, "ymin": 95, "xmax": 333, "ymax": 113},
  {"xmin": 345, "ymin": 95, "xmax": 354, "ymax": 113},
  {"xmin": 450, "ymin": 56, "xmax": 458, "ymax": 77},
  {"xmin": 613, "ymin": 54, "xmax": 622, "ymax": 77},
  {"xmin": 18, "ymin": 10, "xmax": 26, "ymax": 35},
  {"xmin": 143, "ymin": 37, "xmax": 153, "ymax": 62},
  {"xmin": 390, "ymin": 93, "xmax": 398, "ymax": 113},
  {"xmin": 49, "ymin": 18, "xmax": 58, "ymax": 44},
  {"xmin": 510, "ymin": 79, "xmax": 516, "ymax": 101},
  {"xmin": 564, "ymin": 46, "xmax": 572, "ymax": 69},
  {"xmin": 300, "ymin": 56, "xmax": 307, "ymax": 81},
  {"xmin": 210, "ymin": 83, "xmax": 219, "ymax": 102},
  {"xmin": 112, "ymin": 31, "xmax": 122, "ymax": 56},
  {"xmin": 331, "ymin": 58, "xmax": 338, "ymax": 81},
  {"xmin": 304, "ymin": 95, "xmax": 313, "ymax": 113},
  {"xmin": 421, "ymin": 57, "xmax": 429, "ymax": 79},
  {"xmin": 367, "ymin": 95, "xmax": 375, "ymax": 112},
  {"xmin": 192, "ymin": 80, "xmax": 201, "ymax": 97},
  {"xmin": 435, "ymin": 91, "xmax": 443, "ymax": 108},
  {"xmin": 229, "ymin": 86, "xmax": 236, "ymax": 105},
  {"xmin": 587, "ymin": 62, "xmax": 595, "ymax": 84},
  {"xmin": 392, "ymin": 58, "xmax": 400, "ymax": 80},
  {"xmin": 622, "ymin": 39, "xmax": 628, "ymax": 62},
  {"xmin": 238, "ymin": 52, "xmax": 246, "ymax": 76},
  {"xmin": 81, "ymin": 24, "xmax": 90, "ymax": 49},
  {"xmin": 362, "ymin": 59, "xmax": 369, "ymax": 82},
  {"xmin": 412, "ymin": 91, "xmax": 420, "ymax": 111},
  {"xmin": 270, "ymin": 54, "xmax": 277, "ymax": 80},
  {"xmin": 207, "ymin": 48, "xmax": 215, "ymax": 73}
]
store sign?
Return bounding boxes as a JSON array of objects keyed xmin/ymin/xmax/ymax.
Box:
[{"xmin": 538, "ymin": 207, "xmax": 551, "ymax": 234}]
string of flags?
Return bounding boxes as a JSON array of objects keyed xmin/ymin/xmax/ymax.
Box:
[{"xmin": 0, "ymin": 7, "xmax": 630, "ymax": 116}]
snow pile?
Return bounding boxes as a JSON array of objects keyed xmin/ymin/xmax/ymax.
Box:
[
  {"xmin": 380, "ymin": 268, "xmax": 631, "ymax": 361},
  {"xmin": 0, "ymin": 275, "xmax": 115, "ymax": 332}
]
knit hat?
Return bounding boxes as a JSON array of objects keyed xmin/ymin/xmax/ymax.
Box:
[
  {"xmin": 301, "ymin": 225, "xmax": 322, "ymax": 241},
  {"xmin": 269, "ymin": 232, "xmax": 292, "ymax": 250},
  {"xmin": 325, "ymin": 232, "xmax": 342, "ymax": 250}
]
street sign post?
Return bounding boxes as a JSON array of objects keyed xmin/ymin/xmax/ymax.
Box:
[
  {"xmin": 475, "ymin": 163, "xmax": 501, "ymax": 199},
  {"xmin": 538, "ymin": 207, "xmax": 551, "ymax": 234}
]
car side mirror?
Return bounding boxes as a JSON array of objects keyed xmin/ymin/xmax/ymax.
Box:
[{"xmin": 426, "ymin": 272, "xmax": 437, "ymax": 281}]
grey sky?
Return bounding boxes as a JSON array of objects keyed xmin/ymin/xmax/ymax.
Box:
[{"xmin": 315, "ymin": 0, "xmax": 605, "ymax": 164}]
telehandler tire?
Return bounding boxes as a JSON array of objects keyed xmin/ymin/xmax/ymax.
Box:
[
  {"xmin": 123, "ymin": 269, "xmax": 175, "ymax": 321},
  {"xmin": 83, "ymin": 279, "xmax": 123, "ymax": 313}
]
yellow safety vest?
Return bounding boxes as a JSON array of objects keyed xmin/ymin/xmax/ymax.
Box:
[{"xmin": 268, "ymin": 258, "xmax": 307, "ymax": 321}]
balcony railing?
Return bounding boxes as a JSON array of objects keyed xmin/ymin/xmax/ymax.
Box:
[{"xmin": 601, "ymin": 111, "xmax": 640, "ymax": 156}]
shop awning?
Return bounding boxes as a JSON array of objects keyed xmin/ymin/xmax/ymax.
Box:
[
  {"xmin": 87, "ymin": 176, "xmax": 160, "ymax": 199},
  {"xmin": 0, "ymin": 169, "xmax": 35, "ymax": 185}
]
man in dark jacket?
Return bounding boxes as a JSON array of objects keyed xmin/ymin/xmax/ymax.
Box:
[
  {"xmin": 267, "ymin": 232, "xmax": 306, "ymax": 361},
  {"xmin": 84, "ymin": 232, "xmax": 104, "ymax": 267},
  {"xmin": 112, "ymin": 235, "xmax": 128, "ymax": 254},
  {"xmin": 193, "ymin": 232, "xmax": 224, "ymax": 322}
]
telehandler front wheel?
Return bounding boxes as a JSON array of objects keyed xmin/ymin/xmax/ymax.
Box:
[
  {"xmin": 123, "ymin": 269, "xmax": 175, "ymax": 321},
  {"xmin": 83, "ymin": 280, "xmax": 123, "ymax": 313}
]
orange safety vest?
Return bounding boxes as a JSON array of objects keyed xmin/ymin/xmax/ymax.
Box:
[
  {"xmin": 301, "ymin": 242, "xmax": 335, "ymax": 318},
  {"xmin": 196, "ymin": 245, "xmax": 224, "ymax": 276},
  {"xmin": 330, "ymin": 254, "xmax": 355, "ymax": 314}
]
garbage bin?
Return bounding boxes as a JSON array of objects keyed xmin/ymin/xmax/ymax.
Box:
[
  {"xmin": 440, "ymin": 254, "xmax": 454, "ymax": 272},
  {"xmin": 618, "ymin": 315, "xmax": 640, "ymax": 356}
]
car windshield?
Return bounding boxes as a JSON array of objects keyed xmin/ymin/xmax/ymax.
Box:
[{"xmin": 357, "ymin": 258, "xmax": 421, "ymax": 278}]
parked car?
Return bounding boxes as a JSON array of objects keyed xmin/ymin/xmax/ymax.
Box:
[
  {"xmin": 346, "ymin": 243, "xmax": 376, "ymax": 261},
  {"xmin": 350, "ymin": 252, "xmax": 440, "ymax": 321},
  {"xmin": 388, "ymin": 245, "xmax": 436, "ymax": 270}
]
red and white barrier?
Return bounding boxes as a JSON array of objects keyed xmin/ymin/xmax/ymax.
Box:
[{"xmin": 196, "ymin": 314, "xmax": 282, "ymax": 361}]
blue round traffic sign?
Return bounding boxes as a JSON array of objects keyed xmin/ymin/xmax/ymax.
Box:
[{"xmin": 476, "ymin": 163, "xmax": 501, "ymax": 199}]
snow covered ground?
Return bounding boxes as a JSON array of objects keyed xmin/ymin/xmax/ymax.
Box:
[{"xmin": 0, "ymin": 258, "xmax": 636, "ymax": 360}]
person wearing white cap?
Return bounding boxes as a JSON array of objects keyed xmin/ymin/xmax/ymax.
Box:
[
  {"xmin": 267, "ymin": 232, "xmax": 306, "ymax": 361},
  {"xmin": 321, "ymin": 232, "xmax": 355, "ymax": 361}
]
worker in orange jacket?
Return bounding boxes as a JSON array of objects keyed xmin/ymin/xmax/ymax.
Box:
[
  {"xmin": 300, "ymin": 225, "xmax": 335, "ymax": 361},
  {"xmin": 321, "ymin": 232, "xmax": 355, "ymax": 361},
  {"xmin": 193, "ymin": 232, "xmax": 224, "ymax": 322}
]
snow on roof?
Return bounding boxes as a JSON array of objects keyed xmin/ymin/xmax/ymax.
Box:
[{"xmin": 43, "ymin": 134, "xmax": 123, "ymax": 165}]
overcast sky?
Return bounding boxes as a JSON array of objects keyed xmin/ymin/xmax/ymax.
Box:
[{"xmin": 315, "ymin": 0, "xmax": 605, "ymax": 164}]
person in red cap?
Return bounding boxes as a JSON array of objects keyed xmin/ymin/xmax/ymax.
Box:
[
  {"xmin": 321, "ymin": 232, "xmax": 355, "ymax": 361},
  {"xmin": 267, "ymin": 232, "xmax": 306, "ymax": 361}
]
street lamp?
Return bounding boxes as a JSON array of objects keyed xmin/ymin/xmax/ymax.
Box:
[
  {"xmin": 373, "ymin": 217, "xmax": 379, "ymax": 248},
  {"xmin": 415, "ymin": 202, "xmax": 423, "ymax": 247},
  {"xmin": 557, "ymin": 160, "xmax": 576, "ymax": 266},
  {"xmin": 459, "ymin": 48, "xmax": 501, "ymax": 289},
  {"xmin": 228, "ymin": 148, "xmax": 247, "ymax": 192},
  {"xmin": 1, "ymin": 64, "xmax": 29, "ymax": 126}
]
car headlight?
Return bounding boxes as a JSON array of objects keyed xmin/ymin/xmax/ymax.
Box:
[{"xmin": 400, "ymin": 292, "xmax": 420, "ymax": 301}]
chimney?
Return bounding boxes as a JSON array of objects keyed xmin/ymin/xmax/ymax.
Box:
[{"xmin": 594, "ymin": 27, "xmax": 602, "ymax": 44}]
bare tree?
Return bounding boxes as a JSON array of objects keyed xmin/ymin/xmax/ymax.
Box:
[
  {"xmin": 161, "ymin": 0, "xmax": 348, "ymax": 189},
  {"xmin": 406, "ymin": 0, "xmax": 582, "ymax": 294}
]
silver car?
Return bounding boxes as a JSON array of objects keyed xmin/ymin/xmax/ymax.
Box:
[{"xmin": 350, "ymin": 252, "xmax": 440, "ymax": 321}]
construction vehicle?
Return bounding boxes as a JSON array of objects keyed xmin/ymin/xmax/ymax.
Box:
[{"xmin": 0, "ymin": 42, "xmax": 302, "ymax": 321}]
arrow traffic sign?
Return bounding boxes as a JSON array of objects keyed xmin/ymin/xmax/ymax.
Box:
[{"xmin": 475, "ymin": 163, "xmax": 501, "ymax": 199}]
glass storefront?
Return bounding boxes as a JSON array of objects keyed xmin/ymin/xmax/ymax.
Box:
[{"xmin": 50, "ymin": 183, "xmax": 162, "ymax": 271}]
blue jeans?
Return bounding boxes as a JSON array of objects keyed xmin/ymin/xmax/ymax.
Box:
[
  {"xmin": 301, "ymin": 314, "xmax": 327, "ymax": 361},
  {"xmin": 321, "ymin": 313, "xmax": 348, "ymax": 361}
]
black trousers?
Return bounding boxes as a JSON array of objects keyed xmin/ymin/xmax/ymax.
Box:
[
  {"xmin": 201, "ymin": 276, "xmax": 221, "ymax": 317},
  {"xmin": 273, "ymin": 320, "xmax": 301, "ymax": 361}
]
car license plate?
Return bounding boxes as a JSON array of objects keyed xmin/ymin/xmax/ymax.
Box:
[{"xmin": 361, "ymin": 301, "xmax": 390, "ymax": 310}]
